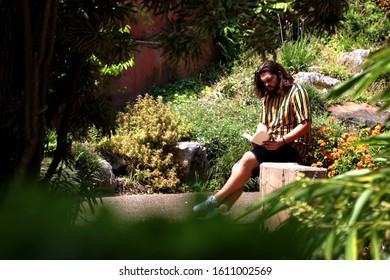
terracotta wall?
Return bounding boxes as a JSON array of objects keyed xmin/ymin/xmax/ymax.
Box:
[{"xmin": 109, "ymin": 11, "xmax": 220, "ymax": 109}]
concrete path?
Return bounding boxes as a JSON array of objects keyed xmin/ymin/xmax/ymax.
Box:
[{"xmin": 90, "ymin": 192, "xmax": 262, "ymax": 223}]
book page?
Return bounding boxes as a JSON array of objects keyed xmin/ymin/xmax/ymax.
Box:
[
  {"xmin": 251, "ymin": 131, "xmax": 269, "ymax": 145},
  {"xmin": 242, "ymin": 131, "xmax": 269, "ymax": 145},
  {"xmin": 242, "ymin": 133, "xmax": 253, "ymax": 142}
]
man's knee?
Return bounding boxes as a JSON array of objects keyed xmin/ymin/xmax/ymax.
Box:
[{"xmin": 240, "ymin": 152, "xmax": 259, "ymax": 168}]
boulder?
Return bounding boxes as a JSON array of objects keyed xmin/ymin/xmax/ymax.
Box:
[
  {"xmin": 293, "ymin": 72, "xmax": 341, "ymax": 92},
  {"xmin": 328, "ymin": 102, "xmax": 390, "ymax": 129},
  {"xmin": 170, "ymin": 141, "xmax": 210, "ymax": 182},
  {"xmin": 337, "ymin": 49, "xmax": 370, "ymax": 74},
  {"xmin": 99, "ymin": 149, "xmax": 128, "ymax": 175},
  {"xmin": 96, "ymin": 158, "xmax": 117, "ymax": 190}
]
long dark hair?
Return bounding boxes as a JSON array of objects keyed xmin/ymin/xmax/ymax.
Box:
[{"xmin": 254, "ymin": 61, "xmax": 294, "ymax": 98}]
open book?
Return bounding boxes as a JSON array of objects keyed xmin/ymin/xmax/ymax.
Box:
[{"xmin": 242, "ymin": 131, "xmax": 269, "ymax": 145}]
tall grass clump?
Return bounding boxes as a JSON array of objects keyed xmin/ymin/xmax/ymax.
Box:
[
  {"xmin": 278, "ymin": 36, "xmax": 318, "ymax": 73},
  {"xmin": 277, "ymin": 15, "xmax": 319, "ymax": 73}
]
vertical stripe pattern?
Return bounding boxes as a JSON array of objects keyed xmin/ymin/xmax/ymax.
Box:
[{"xmin": 260, "ymin": 83, "xmax": 312, "ymax": 160}]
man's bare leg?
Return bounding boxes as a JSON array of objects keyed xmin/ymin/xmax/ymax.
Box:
[
  {"xmin": 192, "ymin": 151, "xmax": 259, "ymax": 216},
  {"xmin": 214, "ymin": 152, "xmax": 259, "ymax": 208}
]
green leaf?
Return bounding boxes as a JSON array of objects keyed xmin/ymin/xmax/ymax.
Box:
[
  {"xmin": 370, "ymin": 231, "xmax": 381, "ymax": 260},
  {"xmin": 348, "ymin": 189, "xmax": 373, "ymax": 227},
  {"xmin": 345, "ymin": 227, "xmax": 358, "ymax": 260},
  {"xmin": 327, "ymin": 46, "xmax": 390, "ymax": 100},
  {"xmin": 324, "ymin": 229, "xmax": 336, "ymax": 260}
]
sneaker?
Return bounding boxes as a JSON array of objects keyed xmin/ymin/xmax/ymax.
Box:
[{"xmin": 192, "ymin": 195, "xmax": 218, "ymax": 216}]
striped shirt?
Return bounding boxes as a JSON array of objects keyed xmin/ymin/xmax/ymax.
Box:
[{"xmin": 260, "ymin": 83, "xmax": 312, "ymax": 160}]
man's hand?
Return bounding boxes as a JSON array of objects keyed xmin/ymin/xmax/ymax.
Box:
[{"xmin": 262, "ymin": 139, "xmax": 284, "ymax": 150}]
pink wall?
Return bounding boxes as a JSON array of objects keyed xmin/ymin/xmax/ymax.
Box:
[{"xmin": 109, "ymin": 11, "xmax": 220, "ymax": 109}]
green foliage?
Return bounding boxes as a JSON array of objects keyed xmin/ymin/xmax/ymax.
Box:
[
  {"xmin": 215, "ymin": 16, "xmax": 242, "ymax": 67},
  {"xmin": 314, "ymin": 43, "xmax": 351, "ymax": 82},
  {"xmin": 0, "ymin": 0, "xmax": 138, "ymax": 184},
  {"xmin": 142, "ymin": 0, "xmax": 349, "ymax": 66},
  {"xmin": 278, "ymin": 36, "xmax": 318, "ymax": 73},
  {"xmin": 149, "ymin": 77, "xmax": 206, "ymax": 104},
  {"xmin": 42, "ymin": 141, "xmax": 109, "ymax": 222},
  {"xmin": 101, "ymin": 94, "xmax": 192, "ymax": 192},
  {"xmin": 337, "ymin": 0, "xmax": 390, "ymax": 50},
  {"xmin": 236, "ymin": 168, "xmax": 390, "ymax": 259},
  {"xmin": 302, "ymin": 83, "xmax": 327, "ymax": 115},
  {"xmin": 277, "ymin": 15, "xmax": 319, "ymax": 73},
  {"xmin": 294, "ymin": 0, "xmax": 349, "ymax": 34},
  {"xmin": 0, "ymin": 184, "xmax": 335, "ymax": 259}
]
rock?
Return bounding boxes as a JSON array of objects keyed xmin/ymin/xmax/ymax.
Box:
[
  {"xmin": 99, "ymin": 149, "xmax": 128, "ymax": 175},
  {"xmin": 170, "ymin": 141, "xmax": 210, "ymax": 182},
  {"xmin": 328, "ymin": 102, "xmax": 390, "ymax": 129},
  {"xmin": 293, "ymin": 72, "xmax": 341, "ymax": 92},
  {"xmin": 96, "ymin": 158, "xmax": 117, "ymax": 190},
  {"xmin": 337, "ymin": 49, "xmax": 370, "ymax": 74}
]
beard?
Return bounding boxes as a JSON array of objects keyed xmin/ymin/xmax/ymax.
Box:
[{"xmin": 268, "ymin": 77, "xmax": 281, "ymax": 95}]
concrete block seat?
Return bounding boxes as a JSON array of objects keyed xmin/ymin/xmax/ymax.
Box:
[{"xmin": 258, "ymin": 162, "xmax": 327, "ymax": 230}]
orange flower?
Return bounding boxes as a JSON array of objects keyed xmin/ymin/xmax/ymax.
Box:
[
  {"xmin": 357, "ymin": 144, "xmax": 369, "ymax": 153},
  {"xmin": 371, "ymin": 125, "xmax": 381, "ymax": 136},
  {"xmin": 318, "ymin": 139, "xmax": 326, "ymax": 147},
  {"xmin": 347, "ymin": 136, "xmax": 358, "ymax": 143}
]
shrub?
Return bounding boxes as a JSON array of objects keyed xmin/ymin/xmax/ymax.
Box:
[
  {"xmin": 148, "ymin": 77, "xmax": 206, "ymax": 104},
  {"xmin": 101, "ymin": 94, "xmax": 192, "ymax": 192},
  {"xmin": 308, "ymin": 117, "xmax": 384, "ymax": 177},
  {"xmin": 338, "ymin": 0, "xmax": 390, "ymax": 50}
]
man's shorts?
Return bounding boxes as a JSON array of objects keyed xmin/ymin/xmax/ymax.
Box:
[{"xmin": 250, "ymin": 145, "xmax": 301, "ymax": 177}]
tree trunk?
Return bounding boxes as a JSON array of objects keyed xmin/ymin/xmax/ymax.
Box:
[
  {"xmin": 43, "ymin": 55, "xmax": 84, "ymax": 182},
  {"xmin": 15, "ymin": 0, "xmax": 58, "ymax": 183}
]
